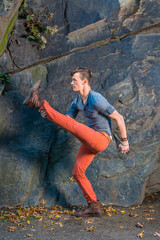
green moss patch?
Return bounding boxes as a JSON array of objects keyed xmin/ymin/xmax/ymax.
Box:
[
  {"xmin": 0, "ymin": 12, "xmax": 18, "ymax": 56},
  {"xmin": 31, "ymin": 65, "xmax": 48, "ymax": 83}
]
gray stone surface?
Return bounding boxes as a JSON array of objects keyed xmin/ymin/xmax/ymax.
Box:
[
  {"xmin": 0, "ymin": 0, "xmax": 159, "ymax": 207},
  {"xmin": 0, "ymin": 84, "xmax": 4, "ymax": 95},
  {"xmin": 0, "ymin": 0, "xmax": 15, "ymax": 16}
]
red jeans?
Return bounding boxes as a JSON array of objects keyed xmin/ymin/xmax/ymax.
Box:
[{"xmin": 40, "ymin": 100, "xmax": 110, "ymax": 203}]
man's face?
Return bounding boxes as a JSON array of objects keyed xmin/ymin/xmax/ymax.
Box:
[{"xmin": 71, "ymin": 72, "xmax": 85, "ymax": 92}]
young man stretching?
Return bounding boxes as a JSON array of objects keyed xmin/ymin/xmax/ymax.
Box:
[{"xmin": 23, "ymin": 67, "xmax": 129, "ymax": 217}]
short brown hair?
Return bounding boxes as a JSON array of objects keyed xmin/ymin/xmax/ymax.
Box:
[{"xmin": 71, "ymin": 67, "xmax": 92, "ymax": 86}]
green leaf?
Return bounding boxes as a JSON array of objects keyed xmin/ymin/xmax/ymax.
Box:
[
  {"xmin": 26, "ymin": 15, "xmax": 33, "ymax": 21},
  {"xmin": 31, "ymin": 28, "xmax": 35, "ymax": 33},
  {"xmin": 27, "ymin": 35, "xmax": 36, "ymax": 40},
  {"xmin": 5, "ymin": 76, "xmax": 12, "ymax": 83}
]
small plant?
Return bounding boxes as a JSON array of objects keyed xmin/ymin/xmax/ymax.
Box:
[
  {"xmin": 18, "ymin": 0, "xmax": 58, "ymax": 49},
  {"xmin": 0, "ymin": 72, "xmax": 11, "ymax": 85}
]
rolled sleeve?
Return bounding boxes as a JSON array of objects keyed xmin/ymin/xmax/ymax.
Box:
[
  {"xmin": 94, "ymin": 94, "xmax": 115, "ymax": 117},
  {"xmin": 66, "ymin": 102, "xmax": 79, "ymax": 119}
]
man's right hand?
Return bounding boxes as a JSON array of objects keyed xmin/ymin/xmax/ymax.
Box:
[{"xmin": 39, "ymin": 110, "xmax": 47, "ymax": 118}]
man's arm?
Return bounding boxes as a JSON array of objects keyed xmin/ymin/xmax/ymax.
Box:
[{"xmin": 109, "ymin": 110, "xmax": 129, "ymax": 154}]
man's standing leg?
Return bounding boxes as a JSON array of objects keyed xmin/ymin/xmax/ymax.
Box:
[
  {"xmin": 72, "ymin": 144, "xmax": 97, "ymax": 203},
  {"xmin": 72, "ymin": 144, "xmax": 102, "ymax": 217}
]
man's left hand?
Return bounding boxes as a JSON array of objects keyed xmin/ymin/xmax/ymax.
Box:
[
  {"xmin": 118, "ymin": 143, "xmax": 129, "ymax": 154},
  {"xmin": 39, "ymin": 110, "xmax": 47, "ymax": 118}
]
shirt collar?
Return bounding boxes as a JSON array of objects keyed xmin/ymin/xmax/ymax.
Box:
[{"xmin": 80, "ymin": 89, "xmax": 91, "ymax": 106}]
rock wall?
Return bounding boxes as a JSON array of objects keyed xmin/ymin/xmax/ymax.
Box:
[{"xmin": 0, "ymin": 0, "xmax": 159, "ymax": 207}]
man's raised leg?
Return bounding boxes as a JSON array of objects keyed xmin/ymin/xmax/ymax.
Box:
[{"xmin": 40, "ymin": 100, "xmax": 110, "ymax": 154}]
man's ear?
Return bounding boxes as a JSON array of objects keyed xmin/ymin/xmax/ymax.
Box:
[{"xmin": 83, "ymin": 79, "xmax": 87, "ymax": 85}]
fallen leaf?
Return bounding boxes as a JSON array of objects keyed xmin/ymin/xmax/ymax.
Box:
[
  {"xmin": 153, "ymin": 232, "xmax": 160, "ymax": 237},
  {"xmin": 129, "ymin": 213, "xmax": 134, "ymax": 217},
  {"xmin": 27, "ymin": 220, "xmax": 31, "ymax": 224},
  {"xmin": 86, "ymin": 225, "xmax": 95, "ymax": 232},
  {"xmin": 145, "ymin": 193, "xmax": 154, "ymax": 198},
  {"xmin": 137, "ymin": 231, "xmax": 144, "ymax": 238},
  {"xmin": 107, "ymin": 212, "xmax": 113, "ymax": 216},
  {"xmin": 59, "ymin": 222, "xmax": 63, "ymax": 227},
  {"xmin": 8, "ymin": 226, "xmax": 16, "ymax": 232},
  {"xmin": 7, "ymin": 207, "xmax": 14, "ymax": 209},
  {"xmin": 129, "ymin": 207, "xmax": 136, "ymax": 210},
  {"xmin": 101, "ymin": 202, "xmax": 106, "ymax": 206},
  {"xmin": 121, "ymin": 211, "xmax": 125, "ymax": 214},
  {"xmin": 146, "ymin": 218, "xmax": 155, "ymax": 221},
  {"xmin": 48, "ymin": 228, "xmax": 55, "ymax": 231},
  {"xmin": 104, "ymin": 206, "xmax": 117, "ymax": 216},
  {"xmin": 51, "ymin": 207, "xmax": 57, "ymax": 210},
  {"xmin": 109, "ymin": 203, "xmax": 114, "ymax": 205},
  {"xmin": 16, "ymin": 40, "xmax": 21, "ymax": 46},
  {"xmin": 153, "ymin": 193, "xmax": 158, "ymax": 196},
  {"xmin": 27, "ymin": 234, "xmax": 33, "ymax": 237},
  {"xmin": 85, "ymin": 218, "xmax": 94, "ymax": 224},
  {"xmin": 17, "ymin": 223, "xmax": 23, "ymax": 226},
  {"xmin": 136, "ymin": 222, "xmax": 143, "ymax": 228},
  {"xmin": 74, "ymin": 217, "xmax": 82, "ymax": 220},
  {"xmin": 148, "ymin": 206, "xmax": 154, "ymax": 209},
  {"xmin": 55, "ymin": 222, "xmax": 63, "ymax": 227},
  {"xmin": 129, "ymin": 213, "xmax": 139, "ymax": 218},
  {"xmin": 68, "ymin": 177, "xmax": 75, "ymax": 183},
  {"xmin": 41, "ymin": 199, "xmax": 47, "ymax": 205}
]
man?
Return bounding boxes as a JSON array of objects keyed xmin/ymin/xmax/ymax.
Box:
[{"xmin": 23, "ymin": 67, "xmax": 129, "ymax": 217}]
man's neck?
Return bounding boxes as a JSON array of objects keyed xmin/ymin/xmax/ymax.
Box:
[{"xmin": 79, "ymin": 86, "xmax": 91, "ymax": 104}]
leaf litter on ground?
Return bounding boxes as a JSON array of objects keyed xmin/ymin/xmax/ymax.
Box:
[{"xmin": 0, "ymin": 199, "xmax": 74, "ymax": 232}]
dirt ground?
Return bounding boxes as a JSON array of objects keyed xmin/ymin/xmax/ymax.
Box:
[{"xmin": 0, "ymin": 192, "xmax": 160, "ymax": 240}]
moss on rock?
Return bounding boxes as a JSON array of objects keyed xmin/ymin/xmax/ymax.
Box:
[
  {"xmin": 31, "ymin": 65, "xmax": 48, "ymax": 83},
  {"xmin": 0, "ymin": 12, "xmax": 18, "ymax": 56}
]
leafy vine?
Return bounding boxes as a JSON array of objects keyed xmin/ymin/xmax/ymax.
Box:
[{"xmin": 18, "ymin": 0, "xmax": 58, "ymax": 49}]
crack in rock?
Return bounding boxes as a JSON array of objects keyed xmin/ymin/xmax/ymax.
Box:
[
  {"xmin": 5, "ymin": 22, "xmax": 160, "ymax": 75},
  {"xmin": 63, "ymin": 0, "xmax": 70, "ymax": 34},
  {"xmin": 7, "ymin": 44, "xmax": 20, "ymax": 69}
]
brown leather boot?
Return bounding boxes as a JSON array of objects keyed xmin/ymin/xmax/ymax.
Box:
[
  {"xmin": 74, "ymin": 200, "xmax": 102, "ymax": 217},
  {"xmin": 23, "ymin": 80, "xmax": 43, "ymax": 110}
]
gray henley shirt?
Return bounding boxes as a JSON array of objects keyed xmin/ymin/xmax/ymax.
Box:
[{"xmin": 66, "ymin": 89, "xmax": 115, "ymax": 138}]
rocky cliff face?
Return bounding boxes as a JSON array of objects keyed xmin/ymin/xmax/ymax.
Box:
[{"xmin": 0, "ymin": 0, "xmax": 159, "ymax": 207}]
